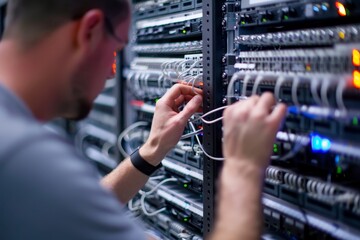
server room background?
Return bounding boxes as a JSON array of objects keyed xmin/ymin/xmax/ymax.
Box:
[{"xmin": 11, "ymin": 0, "xmax": 360, "ymax": 239}]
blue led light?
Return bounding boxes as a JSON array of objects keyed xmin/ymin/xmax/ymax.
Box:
[
  {"xmin": 322, "ymin": 5, "xmax": 328, "ymax": 11},
  {"xmin": 335, "ymin": 155, "xmax": 340, "ymax": 164},
  {"xmin": 311, "ymin": 135, "xmax": 331, "ymax": 152},
  {"xmin": 321, "ymin": 138, "xmax": 331, "ymax": 151},
  {"xmin": 313, "ymin": 6, "xmax": 320, "ymax": 12},
  {"xmin": 311, "ymin": 135, "xmax": 322, "ymax": 151}
]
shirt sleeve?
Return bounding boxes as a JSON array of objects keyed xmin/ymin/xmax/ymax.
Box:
[{"xmin": 0, "ymin": 132, "xmax": 146, "ymax": 240}]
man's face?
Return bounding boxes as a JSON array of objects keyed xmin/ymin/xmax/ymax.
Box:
[{"xmin": 63, "ymin": 16, "xmax": 130, "ymax": 120}]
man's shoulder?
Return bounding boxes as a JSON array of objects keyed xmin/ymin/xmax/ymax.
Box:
[{"xmin": 0, "ymin": 111, "xmax": 53, "ymax": 152}]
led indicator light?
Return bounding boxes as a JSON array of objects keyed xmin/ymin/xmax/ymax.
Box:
[
  {"xmin": 262, "ymin": 18, "xmax": 267, "ymax": 23},
  {"xmin": 336, "ymin": 2, "xmax": 347, "ymax": 16},
  {"xmin": 337, "ymin": 166, "xmax": 343, "ymax": 174},
  {"xmin": 311, "ymin": 135, "xmax": 331, "ymax": 152},
  {"xmin": 353, "ymin": 70, "xmax": 360, "ymax": 89},
  {"xmin": 284, "ymin": 15, "xmax": 289, "ymax": 20},
  {"xmin": 313, "ymin": 6, "xmax": 320, "ymax": 12},
  {"xmin": 311, "ymin": 135, "xmax": 322, "ymax": 151},
  {"xmin": 353, "ymin": 117, "xmax": 359, "ymax": 126},
  {"xmin": 322, "ymin": 4, "xmax": 329, "ymax": 11},
  {"xmin": 241, "ymin": 21, "xmax": 246, "ymax": 25},
  {"xmin": 183, "ymin": 184, "xmax": 188, "ymax": 188},
  {"xmin": 321, "ymin": 138, "xmax": 331, "ymax": 151},
  {"xmin": 183, "ymin": 218, "xmax": 188, "ymax": 222},
  {"xmin": 353, "ymin": 49, "xmax": 360, "ymax": 66},
  {"xmin": 339, "ymin": 31, "xmax": 346, "ymax": 40},
  {"xmin": 306, "ymin": 64, "xmax": 312, "ymax": 71},
  {"xmin": 335, "ymin": 155, "xmax": 341, "ymax": 164}
]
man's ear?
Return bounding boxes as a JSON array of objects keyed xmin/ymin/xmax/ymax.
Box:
[{"xmin": 75, "ymin": 9, "xmax": 104, "ymax": 53}]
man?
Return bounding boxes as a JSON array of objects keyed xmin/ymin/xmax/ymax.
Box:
[{"xmin": 0, "ymin": 0, "xmax": 287, "ymax": 239}]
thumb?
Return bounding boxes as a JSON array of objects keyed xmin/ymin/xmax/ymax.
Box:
[{"xmin": 178, "ymin": 95, "xmax": 203, "ymax": 123}]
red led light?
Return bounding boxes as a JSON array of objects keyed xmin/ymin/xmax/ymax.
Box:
[{"xmin": 336, "ymin": 2, "xmax": 347, "ymax": 16}]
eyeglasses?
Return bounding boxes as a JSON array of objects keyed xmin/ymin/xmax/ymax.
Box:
[{"xmin": 104, "ymin": 16, "xmax": 128, "ymax": 48}]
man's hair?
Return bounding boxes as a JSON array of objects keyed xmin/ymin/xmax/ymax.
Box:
[{"xmin": 3, "ymin": 0, "xmax": 130, "ymax": 45}]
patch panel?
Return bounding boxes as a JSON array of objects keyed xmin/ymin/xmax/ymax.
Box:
[
  {"xmin": 135, "ymin": 9, "xmax": 203, "ymax": 43},
  {"xmin": 132, "ymin": 41, "xmax": 202, "ymax": 54},
  {"xmin": 134, "ymin": 0, "xmax": 203, "ymax": 20}
]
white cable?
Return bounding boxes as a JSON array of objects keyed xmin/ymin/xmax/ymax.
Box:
[
  {"xmin": 75, "ymin": 127, "xmax": 92, "ymax": 152},
  {"xmin": 128, "ymin": 198, "xmax": 141, "ymax": 211},
  {"xmin": 189, "ymin": 122, "xmax": 225, "ymax": 161},
  {"xmin": 140, "ymin": 178, "xmax": 178, "ymax": 216},
  {"xmin": 191, "ymin": 105, "xmax": 228, "ymax": 125},
  {"xmin": 251, "ymin": 75, "xmax": 264, "ymax": 96},
  {"xmin": 336, "ymin": 76, "xmax": 347, "ymax": 111},
  {"xmin": 181, "ymin": 129, "xmax": 203, "ymax": 139},
  {"xmin": 241, "ymin": 73, "xmax": 252, "ymax": 97},
  {"xmin": 101, "ymin": 142, "xmax": 114, "ymax": 158},
  {"xmin": 291, "ymin": 76, "xmax": 301, "ymax": 106},
  {"xmin": 117, "ymin": 121, "xmax": 149, "ymax": 157},
  {"xmin": 226, "ymin": 72, "xmax": 246, "ymax": 103},
  {"xmin": 274, "ymin": 75, "xmax": 286, "ymax": 101},
  {"xmin": 310, "ymin": 77, "xmax": 323, "ymax": 106},
  {"xmin": 320, "ymin": 76, "xmax": 332, "ymax": 107}
]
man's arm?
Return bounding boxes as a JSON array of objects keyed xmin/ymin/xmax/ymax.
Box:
[
  {"xmin": 210, "ymin": 93, "xmax": 287, "ymax": 240},
  {"xmin": 101, "ymin": 84, "xmax": 203, "ymax": 204}
]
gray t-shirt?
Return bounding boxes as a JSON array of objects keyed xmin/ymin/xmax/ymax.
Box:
[{"xmin": 0, "ymin": 85, "xmax": 146, "ymax": 240}]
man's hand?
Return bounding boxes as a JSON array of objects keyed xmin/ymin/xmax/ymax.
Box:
[
  {"xmin": 222, "ymin": 93, "xmax": 287, "ymax": 169},
  {"xmin": 139, "ymin": 84, "xmax": 203, "ymax": 166},
  {"xmin": 210, "ymin": 93, "xmax": 287, "ymax": 240}
]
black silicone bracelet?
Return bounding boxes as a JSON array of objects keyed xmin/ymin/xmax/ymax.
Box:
[{"xmin": 130, "ymin": 147, "xmax": 162, "ymax": 176}]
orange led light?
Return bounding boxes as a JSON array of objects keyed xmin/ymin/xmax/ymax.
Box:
[
  {"xmin": 112, "ymin": 63, "xmax": 116, "ymax": 75},
  {"xmin": 353, "ymin": 70, "xmax": 360, "ymax": 89},
  {"xmin": 336, "ymin": 2, "xmax": 347, "ymax": 16},
  {"xmin": 353, "ymin": 49, "xmax": 360, "ymax": 66}
]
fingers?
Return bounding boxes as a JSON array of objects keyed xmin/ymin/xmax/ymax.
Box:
[
  {"xmin": 224, "ymin": 95, "xmax": 260, "ymax": 121},
  {"xmin": 177, "ymin": 95, "xmax": 203, "ymax": 123},
  {"xmin": 174, "ymin": 95, "xmax": 196, "ymax": 108},
  {"xmin": 256, "ymin": 92, "xmax": 276, "ymax": 113},
  {"xmin": 162, "ymin": 84, "xmax": 203, "ymax": 106},
  {"xmin": 268, "ymin": 103, "xmax": 287, "ymax": 130}
]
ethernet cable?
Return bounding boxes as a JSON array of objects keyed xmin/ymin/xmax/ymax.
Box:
[
  {"xmin": 140, "ymin": 178, "xmax": 178, "ymax": 216},
  {"xmin": 128, "ymin": 175, "xmax": 166, "ymax": 212},
  {"xmin": 190, "ymin": 105, "xmax": 228, "ymax": 125},
  {"xmin": 310, "ymin": 76, "xmax": 323, "ymax": 106},
  {"xmin": 335, "ymin": 76, "xmax": 348, "ymax": 111},
  {"xmin": 291, "ymin": 76, "xmax": 301, "ymax": 106},
  {"xmin": 251, "ymin": 75, "xmax": 265, "ymax": 96},
  {"xmin": 117, "ymin": 121, "xmax": 150, "ymax": 157},
  {"xmin": 189, "ymin": 122, "xmax": 225, "ymax": 161}
]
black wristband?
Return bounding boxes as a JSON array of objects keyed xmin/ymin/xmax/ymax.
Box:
[{"xmin": 130, "ymin": 147, "xmax": 162, "ymax": 176}]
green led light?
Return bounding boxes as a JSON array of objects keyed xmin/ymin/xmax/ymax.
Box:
[
  {"xmin": 262, "ymin": 18, "xmax": 267, "ymax": 23},
  {"xmin": 182, "ymin": 30, "xmax": 187, "ymax": 34},
  {"xmin": 273, "ymin": 148, "xmax": 278, "ymax": 153},
  {"xmin": 155, "ymin": 98, "xmax": 160, "ymax": 103},
  {"xmin": 337, "ymin": 166, "xmax": 342, "ymax": 174},
  {"xmin": 241, "ymin": 21, "xmax": 246, "ymax": 25},
  {"xmin": 284, "ymin": 15, "xmax": 289, "ymax": 20},
  {"xmin": 353, "ymin": 117, "xmax": 359, "ymax": 126},
  {"xmin": 183, "ymin": 184, "xmax": 188, "ymax": 188},
  {"xmin": 183, "ymin": 218, "xmax": 188, "ymax": 222}
]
